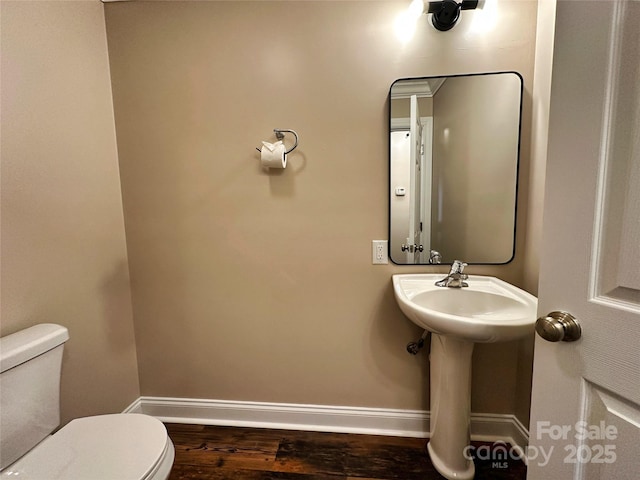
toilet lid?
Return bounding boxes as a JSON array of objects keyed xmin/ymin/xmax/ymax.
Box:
[{"xmin": 1, "ymin": 414, "xmax": 169, "ymax": 480}]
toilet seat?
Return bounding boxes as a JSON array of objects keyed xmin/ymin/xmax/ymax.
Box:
[{"xmin": 0, "ymin": 413, "xmax": 174, "ymax": 480}]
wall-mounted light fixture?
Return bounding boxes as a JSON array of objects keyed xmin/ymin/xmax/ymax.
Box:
[
  {"xmin": 428, "ymin": 0, "xmax": 482, "ymax": 31},
  {"xmin": 406, "ymin": 0, "xmax": 484, "ymax": 32}
]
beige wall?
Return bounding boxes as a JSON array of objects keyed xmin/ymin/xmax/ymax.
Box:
[
  {"xmin": 0, "ymin": 1, "xmax": 140, "ymax": 425},
  {"xmin": 105, "ymin": 0, "xmax": 539, "ymax": 420}
]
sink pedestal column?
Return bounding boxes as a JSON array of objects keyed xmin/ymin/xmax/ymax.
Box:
[{"xmin": 427, "ymin": 334, "xmax": 475, "ymax": 480}]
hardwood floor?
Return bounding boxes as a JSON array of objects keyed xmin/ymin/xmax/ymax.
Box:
[{"xmin": 166, "ymin": 423, "xmax": 527, "ymax": 480}]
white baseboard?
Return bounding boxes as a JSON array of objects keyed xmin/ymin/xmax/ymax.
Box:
[{"xmin": 124, "ymin": 396, "xmax": 528, "ymax": 452}]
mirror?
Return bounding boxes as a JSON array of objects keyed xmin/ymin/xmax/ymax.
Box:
[{"xmin": 389, "ymin": 72, "xmax": 523, "ymax": 265}]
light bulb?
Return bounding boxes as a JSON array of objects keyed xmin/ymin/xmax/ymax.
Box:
[
  {"xmin": 469, "ymin": 0, "xmax": 497, "ymax": 33},
  {"xmin": 395, "ymin": 10, "xmax": 418, "ymax": 43},
  {"xmin": 395, "ymin": 0, "xmax": 424, "ymax": 43},
  {"xmin": 408, "ymin": 0, "xmax": 425, "ymax": 18}
]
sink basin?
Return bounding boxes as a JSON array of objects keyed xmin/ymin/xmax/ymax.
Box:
[{"xmin": 393, "ymin": 274, "xmax": 538, "ymax": 342}]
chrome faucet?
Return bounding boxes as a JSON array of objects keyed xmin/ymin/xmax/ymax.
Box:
[
  {"xmin": 428, "ymin": 250, "xmax": 442, "ymax": 264},
  {"xmin": 435, "ymin": 260, "xmax": 469, "ymax": 288}
]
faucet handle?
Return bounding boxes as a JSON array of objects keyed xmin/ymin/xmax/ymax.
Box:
[
  {"xmin": 451, "ymin": 260, "xmax": 467, "ymax": 274},
  {"xmin": 429, "ymin": 250, "xmax": 442, "ymax": 264}
]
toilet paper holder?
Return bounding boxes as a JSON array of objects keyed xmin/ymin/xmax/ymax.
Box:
[{"xmin": 255, "ymin": 129, "xmax": 299, "ymax": 154}]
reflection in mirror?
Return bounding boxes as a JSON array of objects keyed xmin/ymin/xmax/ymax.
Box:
[{"xmin": 389, "ymin": 72, "xmax": 523, "ymax": 265}]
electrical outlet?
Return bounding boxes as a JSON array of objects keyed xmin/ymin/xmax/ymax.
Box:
[{"xmin": 372, "ymin": 240, "xmax": 388, "ymax": 264}]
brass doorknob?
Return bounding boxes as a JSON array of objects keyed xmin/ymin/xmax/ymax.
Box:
[{"xmin": 535, "ymin": 311, "xmax": 581, "ymax": 342}]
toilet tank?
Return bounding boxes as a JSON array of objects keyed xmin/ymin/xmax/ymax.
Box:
[{"xmin": 0, "ymin": 323, "xmax": 69, "ymax": 471}]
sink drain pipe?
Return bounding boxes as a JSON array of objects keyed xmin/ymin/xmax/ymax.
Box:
[{"xmin": 407, "ymin": 330, "xmax": 430, "ymax": 355}]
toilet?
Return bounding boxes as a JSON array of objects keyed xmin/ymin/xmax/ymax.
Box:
[{"xmin": 0, "ymin": 324, "xmax": 175, "ymax": 479}]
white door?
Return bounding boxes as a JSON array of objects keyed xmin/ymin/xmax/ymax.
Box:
[
  {"xmin": 408, "ymin": 94, "xmax": 423, "ymax": 263},
  {"xmin": 420, "ymin": 116, "xmax": 433, "ymax": 264},
  {"xmin": 528, "ymin": 1, "xmax": 640, "ymax": 479}
]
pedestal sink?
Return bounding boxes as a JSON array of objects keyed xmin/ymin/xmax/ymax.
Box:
[{"xmin": 392, "ymin": 274, "xmax": 537, "ymax": 480}]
